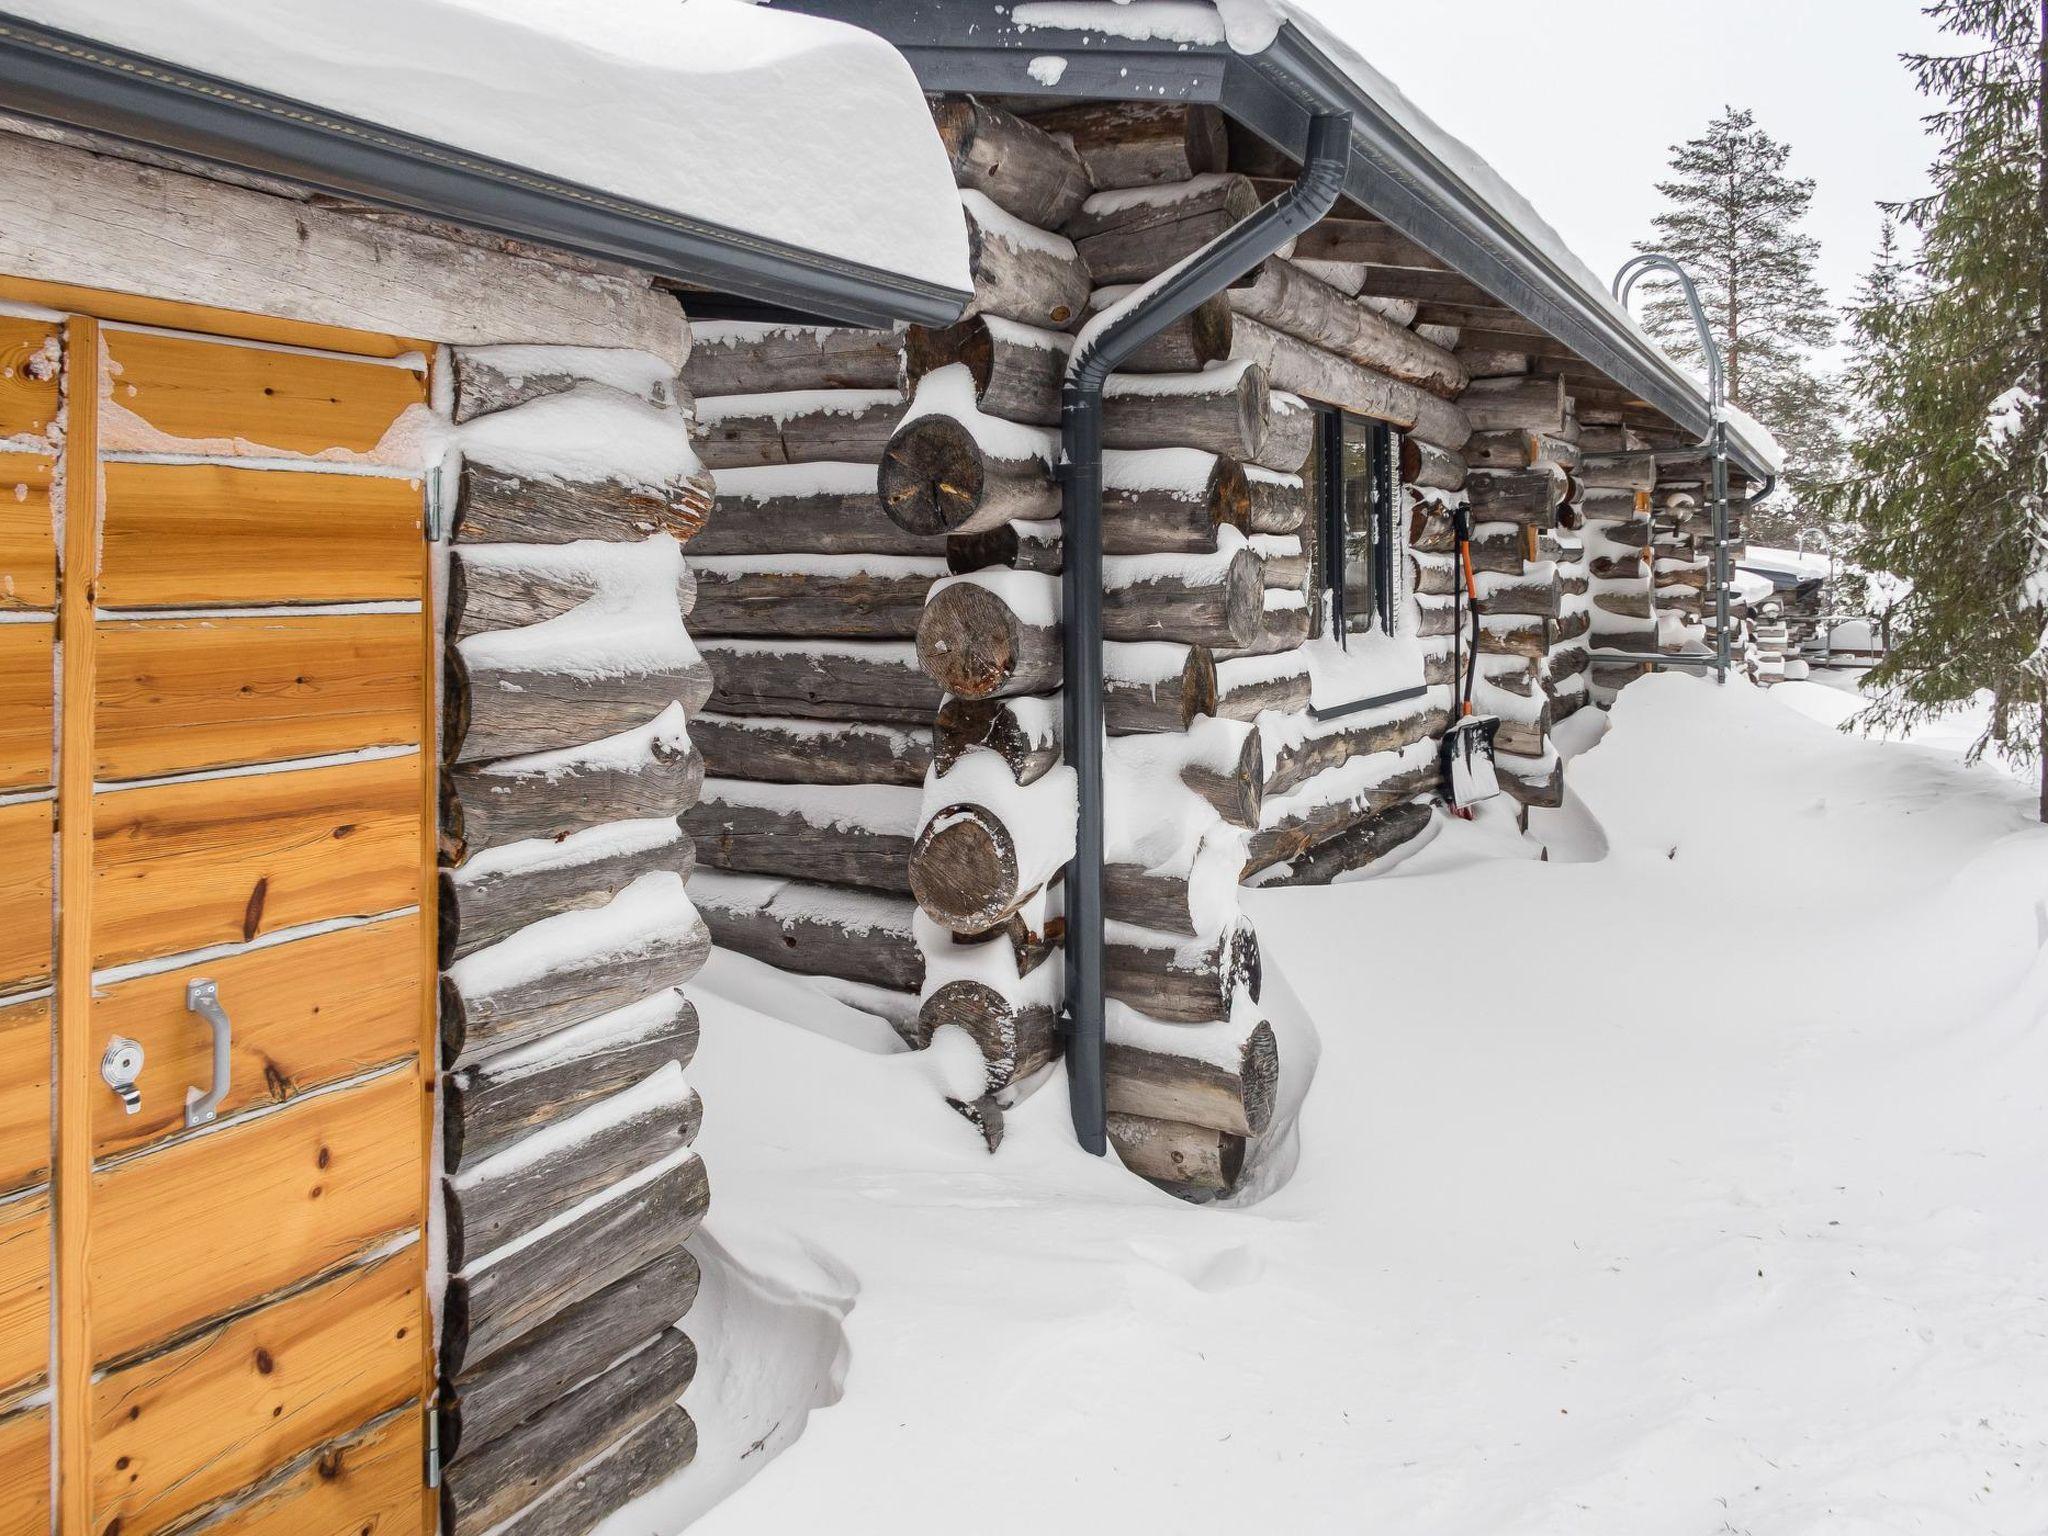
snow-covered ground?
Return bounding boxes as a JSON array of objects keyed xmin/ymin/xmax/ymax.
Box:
[{"xmin": 611, "ymin": 673, "xmax": 2048, "ymax": 1535}]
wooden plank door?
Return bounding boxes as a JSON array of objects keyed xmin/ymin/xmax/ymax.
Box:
[{"xmin": 10, "ymin": 294, "xmax": 439, "ymax": 1536}]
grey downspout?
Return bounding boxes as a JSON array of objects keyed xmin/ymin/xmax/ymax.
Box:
[{"xmin": 1060, "ymin": 111, "xmax": 1353, "ymax": 1154}]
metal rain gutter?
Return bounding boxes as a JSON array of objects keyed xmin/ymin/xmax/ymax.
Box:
[
  {"xmin": 1059, "ymin": 110, "xmax": 1352, "ymax": 1155},
  {"xmin": 0, "ymin": 15, "xmax": 972, "ymax": 330}
]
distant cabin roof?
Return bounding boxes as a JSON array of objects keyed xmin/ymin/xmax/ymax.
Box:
[
  {"xmin": 0, "ymin": 0, "xmax": 974, "ymax": 324},
  {"xmin": 781, "ymin": 0, "xmax": 1784, "ymax": 477}
]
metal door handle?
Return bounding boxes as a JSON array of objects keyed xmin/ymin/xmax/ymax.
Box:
[{"xmin": 184, "ymin": 978, "xmax": 232, "ymax": 1128}]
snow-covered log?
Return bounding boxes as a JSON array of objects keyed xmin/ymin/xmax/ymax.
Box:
[
  {"xmin": 700, "ymin": 637, "xmax": 942, "ymax": 723},
  {"xmin": 682, "ymin": 322, "xmax": 903, "ymax": 396},
  {"xmin": 904, "ymin": 315, "xmax": 1071, "ymax": 426},
  {"xmin": 1030, "ymin": 100, "xmax": 1228, "ymax": 188},
  {"xmin": 961, "ymin": 191, "xmax": 1092, "ymax": 331},
  {"xmin": 1068, "ymin": 173, "xmax": 1261, "ymax": 285},
  {"xmin": 454, "ymin": 464, "xmax": 715, "ymax": 547},
  {"xmin": 445, "ymin": 645, "xmax": 710, "ymax": 765},
  {"xmin": 1225, "ymin": 316, "xmax": 1471, "ymax": 451},
  {"xmin": 1105, "ymin": 1112, "xmax": 1244, "ymax": 1193},
  {"xmin": 689, "ymin": 555, "xmax": 946, "ymax": 639},
  {"xmin": 1259, "ymin": 801, "xmax": 1435, "ymax": 886},
  {"xmin": 439, "ymin": 817, "xmax": 697, "ymax": 962},
  {"xmin": 1228, "ymin": 259, "xmax": 1468, "ymax": 397},
  {"xmin": 492, "ymin": 1406, "xmax": 696, "ymax": 1536},
  {"xmin": 1101, "ymin": 359, "xmax": 1278, "ymax": 463},
  {"xmin": 693, "ymin": 389, "xmax": 904, "ymax": 471},
  {"xmin": 685, "ymin": 464, "xmax": 939, "ymax": 557},
  {"xmin": 690, "ymin": 711, "xmax": 931, "ymax": 787},
  {"xmin": 1105, "ymin": 922, "xmax": 1261, "ymax": 1024},
  {"xmin": 684, "ymin": 779, "xmax": 919, "ymax": 893},
  {"xmin": 691, "ymin": 871, "xmax": 924, "ymax": 992},
  {"xmin": 933, "ymin": 96, "xmax": 1092, "ymax": 230},
  {"xmin": 1106, "ymin": 1012, "xmax": 1278, "ymax": 1136}
]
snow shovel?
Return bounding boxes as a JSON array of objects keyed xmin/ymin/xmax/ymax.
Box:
[{"xmin": 1439, "ymin": 505, "xmax": 1502, "ymax": 812}]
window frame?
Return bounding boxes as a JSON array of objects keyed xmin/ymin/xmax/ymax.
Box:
[{"xmin": 1309, "ymin": 404, "xmax": 1400, "ymax": 645}]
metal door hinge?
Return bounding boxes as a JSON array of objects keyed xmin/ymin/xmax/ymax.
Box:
[{"xmin": 425, "ymin": 1406, "xmax": 441, "ymax": 1488}]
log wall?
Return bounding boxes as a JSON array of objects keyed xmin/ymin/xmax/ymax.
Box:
[{"xmin": 437, "ymin": 341, "xmax": 710, "ymax": 1532}]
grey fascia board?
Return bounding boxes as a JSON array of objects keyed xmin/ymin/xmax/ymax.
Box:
[{"xmin": 0, "ymin": 15, "xmax": 970, "ymax": 330}]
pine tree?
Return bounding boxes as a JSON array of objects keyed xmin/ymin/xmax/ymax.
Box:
[
  {"xmin": 1823, "ymin": 0, "xmax": 2048, "ymax": 819},
  {"xmin": 1636, "ymin": 107, "xmax": 1842, "ymax": 545}
]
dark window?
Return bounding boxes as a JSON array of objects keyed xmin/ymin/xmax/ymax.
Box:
[{"xmin": 1307, "ymin": 405, "xmax": 1400, "ymax": 642}]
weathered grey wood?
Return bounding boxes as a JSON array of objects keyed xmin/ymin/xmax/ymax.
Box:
[
  {"xmin": 445, "ymin": 645, "xmax": 712, "ymax": 764},
  {"xmin": 1103, "ymin": 360, "xmax": 1273, "ymax": 461},
  {"xmin": 693, "ymin": 875, "xmax": 924, "ymax": 992},
  {"xmin": 1104, "ymin": 643, "xmax": 1219, "ymax": 735},
  {"xmin": 441, "ymin": 1329, "xmax": 698, "ymax": 1536},
  {"xmin": 1594, "ymin": 589, "xmax": 1656, "ymax": 619},
  {"xmin": 905, "ymin": 315, "xmax": 1070, "ymax": 426},
  {"xmin": 1067, "ymin": 173, "xmax": 1260, "ymax": 271},
  {"xmin": 1460, "ymin": 374, "xmax": 1570, "ymax": 435},
  {"xmin": 933, "ymin": 96, "xmax": 1093, "ymax": 228},
  {"xmin": 1242, "ymin": 761, "xmax": 1439, "ymax": 875},
  {"xmin": 1102, "ymin": 857, "xmax": 1208, "ymax": 938},
  {"xmin": 935, "ymin": 696, "xmax": 1061, "ymax": 785},
  {"xmin": 685, "ymin": 788, "xmax": 915, "ymax": 893},
  {"xmin": 1030, "ymin": 100, "xmax": 1228, "ymax": 187},
  {"xmin": 691, "ymin": 711, "xmax": 931, "ymax": 787},
  {"xmin": 689, "ymin": 559, "xmax": 943, "ymax": 639},
  {"xmin": 447, "ymin": 1073, "xmax": 696, "ymax": 1270},
  {"xmin": 878, "ymin": 412, "xmax": 1059, "ymax": 535},
  {"xmin": 496, "ymin": 1406, "xmax": 698, "ymax": 1536},
  {"xmin": 1577, "ymin": 450, "xmax": 1660, "ymax": 491},
  {"xmin": 1180, "ymin": 722, "xmax": 1265, "ymax": 828},
  {"xmin": 688, "ymin": 473, "xmax": 940, "ymax": 558},
  {"xmin": 1227, "ymin": 315, "xmax": 1471, "ymax": 451},
  {"xmin": 1415, "ymin": 605, "xmax": 1551, "ymax": 657},
  {"xmin": 444, "ymin": 992, "xmax": 699, "ymax": 1172},
  {"xmin": 693, "ymin": 391, "xmax": 903, "ymax": 471},
  {"xmin": 1230, "ymin": 259, "xmax": 1467, "ymax": 396},
  {"xmin": 441, "ymin": 1246, "xmax": 702, "ymax": 1462},
  {"xmin": 1106, "ymin": 924, "xmax": 1260, "ymax": 1025},
  {"xmin": 1261, "ymin": 394, "xmax": 1317, "ymax": 474},
  {"xmin": 454, "ymin": 350, "xmax": 682, "ymax": 424},
  {"xmin": 440, "ymin": 907, "xmax": 711, "ymax": 1068},
  {"xmin": 440, "ymin": 825, "xmax": 697, "ymax": 963},
  {"xmin": 1290, "ymin": 217, "xmax": 1450, "ymax": 272},
  {"xmin": 448, "ymin": 549, "xmax": 696, "ymax": 642},
  {"xmin": 915, "ymin": 980, "xmax": 1060, "ymax": 1093},
  {"xmin": 1401, "ymin": 438, "xmax": 1468, "ymax": 492},
  {"xmin": 1267, "ymin": 703, "xmax": 1448, "ymax": 797},
  {"xmin": 1259, "ymin": 800, "xmax": 1434, "ymax": 886},
  {"xmin": 1096, "ymin": 292, "xmax": 1235, "ymax": 373},
  {"xmin": 907, "ymin": 802, "xmax": 1040, "ymax": 933},
  {"xmin": 442, "ymin": 1156, "xmax": 708, "ymax": 1375},
  {"xmin": 1106, "ymin": 1113, "xmax": 1244, "ymax": 1194},
  {"xmin": 1411, "ymin": 512, "xmax": 1530, "ymax": 570},
  {"xmin": 700, "ymin": 638, "xmax": 942, "ymax": 723},
  {"xmin": 0, "ymin": 130, "xmax": 688, "ymax": 364},
  {"xmin": 962, "ymin": 192, "xmax": 1092, "ymax": 331},
  {"xmin": 1244, "ymin": 470, "xmax": 1308, "ymax": 534},
  {"xmin": 442, "ymin": 737, "xmax": 703, "ymax": 866},
  {"xmin": 1107, "ymin": 1018, "xmax": 1278, "ymax": 1136},
  {"xmin": 682, "ymin": 323, "xmax": 903, "ymax": 396},
  {"xmin": 1464, "ymin": 468, "xmax": 1563, "ymax": 528},
  {"xmin": 454, "ymin": 463, "xmax": 714, "ymax": 546},
  {"xmin": 1453, "ymin": 347, "xmax": 1533, "ymax": 380},
  {"xmin": 1212, "ymin": 658, "xmax": 1313, "ymax": 720}
]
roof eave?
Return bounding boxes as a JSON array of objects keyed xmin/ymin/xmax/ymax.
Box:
[{"xmin": 0, "ymin": 14, "xmax": 970, "ymax": 330}]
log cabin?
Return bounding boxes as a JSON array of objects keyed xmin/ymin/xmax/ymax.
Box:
[{"xmin": 0, "ymin": 0, "xmax": 1790, "ymax": 1532}]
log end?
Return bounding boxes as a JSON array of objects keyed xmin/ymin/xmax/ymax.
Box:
[
  {"xmin": 917, "ymin": 581, "xmax": 1038, "ymax": 700},
  {"xmin": 908, "ymin": 805, "xmax": 1026, "ymax": 934},
  {"xmin": 879, "ymin": 415, "xmax": 986, "ymax": 537}
]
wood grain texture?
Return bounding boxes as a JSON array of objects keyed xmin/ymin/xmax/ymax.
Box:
[
  {"xmin": 0, "ymin": 1195, "xmax": 47, "ymax": 1404},
  {"xmin": 0, "ymin": 623, "xmax": 51, "ymax": 792},
  {"xmin": 89, "ymin": 1067, "xmax": 423, "ymax": 1364},
  {"xmin": 99, "ymin": 462, "xmax": 422, "ymax": 608},
  {"xmin": 96, "ymin": 614, "xmax": 422, "ymax": 779},
  {"xmin": 89, "ymin": 1250, "xmax": 421, "ymax": 1536},
  {"xmin": 494, "ymin": 1404, "xmax": 695, "ymax": 1536},
  {"xmin": 0, "ymin": 455, "xmax": 54, "ymax": 610},
  {"xmin": 0, "ymin": 1000, "xmax": 49, "ymax": 1198},
  {"xmin": 102, "ymin": 329, "xmax": 426, "ymax": 459},
  {"xmin": 0, "ymin": 319, "xmax": 59, "ymax": 441},
  {"xmin": 169, "ymin": 1407, "xmax": 421, "ymax": 1536},
  {"xmin": 89, "ymin": 917, "xmax": 421, "ymax": 1160},
  {"xmin": 0, "ymin": 1399, "xmax": 46, "ymax": 1536},
  {"xmin": 91, "ymin": 753, "xmax": 421, "ymax": 968}
]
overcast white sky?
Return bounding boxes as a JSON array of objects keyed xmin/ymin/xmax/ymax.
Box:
[{"xmin": 1292, "ymin": 0, "xmax": 1949, "ymax": 316}]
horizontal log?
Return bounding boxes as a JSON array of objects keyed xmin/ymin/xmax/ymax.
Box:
[
  {"xmin": 1226, "ymin": 316, "xmax": 1468, "ymax": 451},
  {"xmin": 878, "ymin": 409, "xmax": 1059, "ymax": 536},
  {"xmin": 447, "ymin": 1067, "xmax": 697, "ymax": 1270},
  {"xmin": 962, "ymin": 190, "xmax": 1091, "ymax": 331},
  {"xmin": 1103, "ymin": 643, "xmax": 1220, "ymax": 734},
  {"xmin": 442, "ymin": 1327, "xmax": 698, "ymax": 1536},
  {"xmin": 440, "ymin": 818, "xmax": 697, "ymax": 963},
  {"xmin": 441, "ymin": 710, "xmax": 703, "ymax": 865},
  {"xmin": 1454, "ymin": 347, "xmax": 1532, "ymax": 379},
  {"xmin": 1107, "ymin": 1016, "xmax": 1278, "ymax": 1136},
  {"xmin": 1460, "ymin": 375, "xmax": 1569, "ymax": 435},
  {"xmin": 1463, "ymin": 468, "xmax": 1563, "ymax": 529},
  {"xmin": 692, "ymin": 872, "xmax": 923, "ymax": 992},
  {"xmin": 1414, "ymin": 604, "xmax": 1552, "ymax": 657},
  {"xmin": 444, "ymin": 990, "xmax": 699, "ymax": 1173},
  {"xmin": 495, "ymin": 1405, "xmax": 697, "ymax": 1536},
  {"xmin": 1267, "ymin": 701, "xmax": 1448, "ymax": 797},
  {"xmin": 454, "ymin": 463, "xmax": 713, "ymax": 547},
  {"xmin": 688, "ymin": 557, "xmax": 944, "ymax": 639},
  {"xmin": 1090, "ymin": 290, "xmax": 1235, "ymax": 373},
  {"xmin": 691, "ymin": 711, "xmax": 931, "ymax": 787},
  {"xmin": 905, "ymin": 315, "xmax": 1070, "ymax": 426},
  {"xmin": 1577, "ymin": 450, "xmax": 1659, "ymax": 492},
  {"xmin": 442, "ymin": 1155, "xmax": 708, "ymax": 1376},
  {"xmin": 933, "ymin": 96, "xmax": 1092, "ymax": 229},
  {"xmin": 684, "ymin": 781, "xmax": 916, "ymax": 893},
  {"xmin": 444, "ymin": 643, "xmax": 711, "ymax": 765},
  {"xmin": 1244, "ymin": 468, "xmax": 1308, "ymax": 534},
  {"xmin": 447, "ymin": 546, "xmax": 695, "ymax": 642},
  {"xmin": 439, "ymin": 874, "xmax": 711, "ymax": 1066},
  {"xmin": 1106, "ymin": 1112, "xmax": 1244, "ymax": 1193},
  {"xmin": 701, "ymin": 637, "xmax": 941, "ymax": 723},
  {"xmin": 1245, "ymin": 762, "xmax": 1439, "ymax": 875},
  {"xmin": 453, "ymin": 349, "xmax": 683, "ymax": 424},
  {"xmin": 915, "ymin": 979, "xmax": 1061, "ymax": 1094},
  {"xmin": 1102, "ymin": 359, "xmax": 1273, "ymax": 461},
  {"xmin": 1228, "ymin": 258, "xmax": 1466, "ymax": 396},
  {"xmin": 1401, "ymin": 437, "xmax": 1467, "ymax": 492},
  {"xmin": 908, "ymin": 796, "xmax": 1064, "ymax": 934},
  {"xmin": 1289, "ymin": 217, "xmax": 1449, "ymax": 272},
  {"xmin": 935, "ymin": 695, "xmax": 1060, "ymax": 785},
  {"xmin": 1069, "ymin": 174, "xmax": 1260, "ymax": 285},
  {"xmin": 687, "ymin": 465, "xmax": 939, "ymax": 558},
  {"xmin": 1212, "ymin": 656, "xmax": 1312, "ymax": 719},
  {"xmin": 1031, "ymin": 100, "xmax": 1228, "ymax": 187},
  {"xmin": 1177, "ymin": 719, "xmax": 1266, "ymax": 828},
  {"xmin": 1258, "ymin": 800, "xmax": 1435, "ymax": 886},
  {"xmin": 1106, "ymin": 923, "xmax": 1260, "ymax": 1024},
  {"xmin": 682, "ymin": 322, "xmax": 902, "ymax": 396},
  {"xmin": 693, "ymin": 389, "xmax": 902, "ymax": 471}
]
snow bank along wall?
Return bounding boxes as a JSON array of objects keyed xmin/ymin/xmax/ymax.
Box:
[
  {"xmin": 675, "ymin": 96, "xmax": 1652, "ymax": 1197},
  {"xmin": 438, "ymin": 345, "xmax": 713, "ymax": 1532}
]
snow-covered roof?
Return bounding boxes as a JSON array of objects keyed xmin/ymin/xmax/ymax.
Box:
[
  {"xmin": 997, "ymin": 0, "xmax": 1786, "ymax": 477},
  {"xmin": 8, "ymin": 0, "xmax": 973, "ymax": 299}
]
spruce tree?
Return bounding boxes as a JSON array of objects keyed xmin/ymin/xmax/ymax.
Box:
[
  {"xmin": 1636, "ymin": 107, "xmax": 1842, "ymax": 545},
  {"xmin": 1825, "ymin": 0, "xmax": 2048, "ymax": 819}
]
